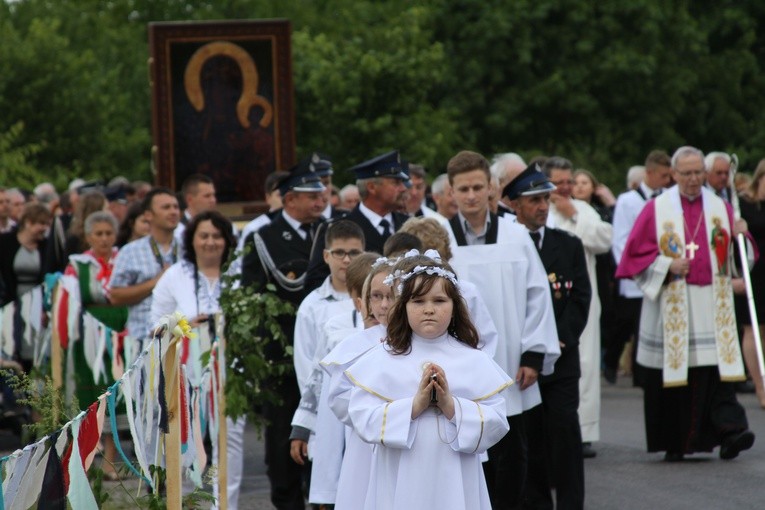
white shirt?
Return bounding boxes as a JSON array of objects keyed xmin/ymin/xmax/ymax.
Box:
[
  {"xmin": 150, "ymin": 260, "xmax": 221, "ymax": 326},
  {"xmin": 293, "ymin": 276, "xmax": 351, "ymax": 393},
  {"xmin": 612, "ymin": 183, "xmax": 661, "ymax": 298},
  {"xmin": 457, "ymin": 209, "xmax": 492, "ymax": 245},
  {"xmin": 526, "ymin": 226, "xmax": 546, "ymax": 249},
  {"xmin": 359, "ymin": 201, "xmax": 394, "ymax": 235},
  {"xmin": 282, "ymin": 209, "xmax": 310, "ymax": 240},
  {"xmin": 419, "ymin": 203, "xmax": 447, "ymax": 222},
  {"xmin": 173, "ymin": 210, "xmax": 194, "ymax": 244},
  {"xmin": 549, "ymin": 198, "xmax": 612, "ymax": 258},
  {"xmin": 321, "ymin": 202, "xmax": 333, "ymax": 220}
]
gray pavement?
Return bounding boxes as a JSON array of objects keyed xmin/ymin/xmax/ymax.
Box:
[
  {"xmin": 231, "ymin": 376, "xmax": 765, "ymax": 509},
  {"xmin": 584, "ymin": 377, "xmax": 765, "ymax": 509},
  {"xmin": 6, "ymin": 375, "xmax": 765, "ymax": 508}
]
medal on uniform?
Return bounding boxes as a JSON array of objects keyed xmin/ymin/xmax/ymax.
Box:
[
  {"xmin": 552, "ymin": 281, "xmax": 562, "ymax": 299},
  {"xmin": 564, "ymin": 281, "xmax": 573, "ymax": 295},
  {"xmin": 282, "ymin": 231, "xmax": 292, "ymax": 241}
]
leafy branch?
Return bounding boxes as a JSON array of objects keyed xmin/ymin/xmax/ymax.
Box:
[{"xmin": 219, "ymin": 258, "xmax": 295, "ymax": 429}]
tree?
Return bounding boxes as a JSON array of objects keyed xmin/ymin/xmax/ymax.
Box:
[
  {"xmin": 0, "ymin": 122, "xmax": 47, "ymax": 188},
  {"xmin": 3, "ymin": 0, "xmax": 765, "ymax": 190},
  {"xmin": 292, "ymin": 2, "xmax": 460, "ymax": 179}
]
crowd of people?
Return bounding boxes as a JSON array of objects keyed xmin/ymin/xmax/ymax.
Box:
[{"xmin": 0, "ymin": 144, "xmax": 763, "ymax": 509}]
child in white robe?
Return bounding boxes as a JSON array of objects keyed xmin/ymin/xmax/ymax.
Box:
[
  {"xmin": 322, "ymin": 257, "xmax": 397, "ymax": 509},
  {"xmin": 344, "ymin": 255, "xmax": 512, "ymax": 509},
  {"xmin": 294, "ymin": 252, "xmax": 380, "ymax": 504}
]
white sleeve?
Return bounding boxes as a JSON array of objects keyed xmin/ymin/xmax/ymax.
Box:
[
  {"xmin": 326, "ymin": 368, "xmax": 354, "ymax": 426},
  {"xmin": 447, "ymin": 393, "xmax": 510, "ymax": 454},
  {"xmin": 293, "ymin": 303, "xmax": 318, "ymax": 394},
  {"xmin": 571, "ymin": 202, "xmax": 613, "ymax": 255},
  {"xmin": 611, "ymin": 194, "xmax": 637, "ymax": 265},
  {"xmin": 465, "ymin": 287, "xmax": 498, "ymax": 357},
  {"xmin": 635, "ymin": 256, "xmax": 672, "ymax": 301},
  {"xmin": 557, "ymin": 201, "xmax": 612, "ymax": 255},
  {"xmin": 150, "ymin": 271, "xmax": 178, "ymax": 327},
  {"xmin": 348, "ymin": 386, "xmax": 417, "ymax": 449}
]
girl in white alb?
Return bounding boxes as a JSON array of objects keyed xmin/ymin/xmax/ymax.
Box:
[
  {"xmin": 343, "ymin": 254, "xmax": 512, "ymax": 509},
  {"xmin": 323, "ymin": 257, "xmax": 396, "ymax": 509}
]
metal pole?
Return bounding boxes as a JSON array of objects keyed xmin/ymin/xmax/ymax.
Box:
[{"xmin": 729, "ymin": 155, "xmax": 765, "ymax": 388}]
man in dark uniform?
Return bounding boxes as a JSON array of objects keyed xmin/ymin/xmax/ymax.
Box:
[
  {"xmin": 241, "ymin": 161, "xmax": 326, "ymax": 510},
  {"xmin": 305, "ymin": 150, "xmax": 409, "ymax": 291},
  {"xmin": 505, "ymin": 164, "xmax": 591, "ymax": 510}
]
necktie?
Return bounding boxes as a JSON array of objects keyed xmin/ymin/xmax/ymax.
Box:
[
  {"xmin": 379, "ymin": 218, "xmax": 391, "ymax": 238},
  {"xmin": 299, "ymin": 223, "xmax": 313, "ymax": 241},
  {"xmin": 529, "ymin": 231, "xmax": 542, "ymax": 251}
]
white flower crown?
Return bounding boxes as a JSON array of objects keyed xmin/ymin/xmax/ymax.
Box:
[
  {"xmin": 381, "ymin": 248, "xmax": 446, "ymax": 288},
  {"xmin": 371, "ymin": 256, "xmax": 398, "ymax": 270},
  {"xmin": 396, "ymin": 265, "xmax": 459, "ymax": 294}
]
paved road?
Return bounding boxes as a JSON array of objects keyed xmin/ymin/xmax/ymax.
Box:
[
  {"xmin": 234, "ymin": 377, "xmax": 765, "ymax": 509},
  {"xmin": 5, "ymin": 375, "xmax": 763, "ymax": 508}
]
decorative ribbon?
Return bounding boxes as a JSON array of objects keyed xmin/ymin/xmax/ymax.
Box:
[
  {"xmin": 107, "ymin": 382, "xmax": 152, "ymax": 488},
  {"xmin": 5, "ymin": 445, "xmax": 35, "ymax": 507},
  {"xmin": 78, "ymin": 401, "xmax": 101, "ymax": 471},
  {"xmin": 158, "ymin": 336, "xmax": 169, "ymax": 434},
  {"xmin": 66, "ymin": 418, "xmax": 97, "ymax": 508},
  {"xmin": 15, "ymin": 438, "xmax": 51, "ymax": 509}
]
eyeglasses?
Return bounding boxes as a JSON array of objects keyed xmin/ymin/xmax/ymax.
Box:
[
  {"xmin": 326, "ymin": 249, "xmax": 363, "ymax": 260},
  {"xmin": 370, "ymin": 292, "xmax": 393, "ymax": 303},
  {"xmin": 675, "ymin": 169, "xmax": 705, "ymax": 179}
]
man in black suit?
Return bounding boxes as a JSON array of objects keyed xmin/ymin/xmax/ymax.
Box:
[
  {"xmin": 241, "ymin": 161, "xmax": 326, "ymax": 510},
  {"xmin": 305, "ymin": 150, "xmax": 409, "ymax": 291},
  {"xmin": 505, "ymin": 164, "xmax": 591, "ymax": 510}
]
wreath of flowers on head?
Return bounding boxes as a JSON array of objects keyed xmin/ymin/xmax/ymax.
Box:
[
  {"xmin": 381, "ymin": 248, "xmax": 458, "ymax": 294},
  {"xmin": 371, "ymin": 256, "xmax": 398, "ymax": 270},
  {"xmin": 382, "ymin": 248, "xmax": 445, "ymax": 287},
  {"xmin": 395, "ymin": 264, "xmax": 460, "ymax": 294}
]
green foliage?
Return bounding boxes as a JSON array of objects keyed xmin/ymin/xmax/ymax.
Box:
[
  {"xmin": 87, "ymin": 467, "xmax": 112, "ymax": 507},
  {"xmin": 219, "ymin": 260, "xmax": 295, "ymax": 427},
  {"xmin": 136, "ymin": 465, "xmax": 215, "ymax": 509},
  {"xmin": 431, "ymin": 0, "xmax": 765, "ymax": 188},
  {"xmin": 1, "ymin": 371, "xmax": 80, "ymax": 442},
  {"xmin": 3, "ymin": 0, "xmax": 765, "ymax": 191},
  {"xmin": 292, "ymin": 3, "xmax": 461, "ymax": 179},
  {"xmin": 0, "ymin": 122, "xmax": 48, "ymax": 188}
]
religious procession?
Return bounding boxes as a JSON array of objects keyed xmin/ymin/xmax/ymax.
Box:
[
  {"xmin": 0, "ymin": 145, "xmax": 763, "ymax": 509},
  {"xmin": 4, "ymin": 3, "xmax": 765, "ymax": 509}
]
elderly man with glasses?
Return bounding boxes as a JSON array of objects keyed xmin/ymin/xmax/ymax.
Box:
[{"xmin": 616, "ymin": 146, "xmax": 758, "ymax": 462}]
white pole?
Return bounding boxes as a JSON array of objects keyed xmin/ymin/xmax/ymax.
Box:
[{"xmin": 729, "ymin": 154, "xmax": 765, "ymax": 388}]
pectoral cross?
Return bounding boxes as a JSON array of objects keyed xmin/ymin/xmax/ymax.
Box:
[{"xmin": 685, "ymin": 241, "xmax": 699, "ymax": 260}]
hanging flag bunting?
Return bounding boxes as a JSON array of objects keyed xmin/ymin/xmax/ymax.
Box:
[
  {"xmin": 66, "ymin": 417, "xmax": 98, "ymax": 508},
  {"xmin": 0, "ymin": 283, "xmax": 225, "ymax": 505}
]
